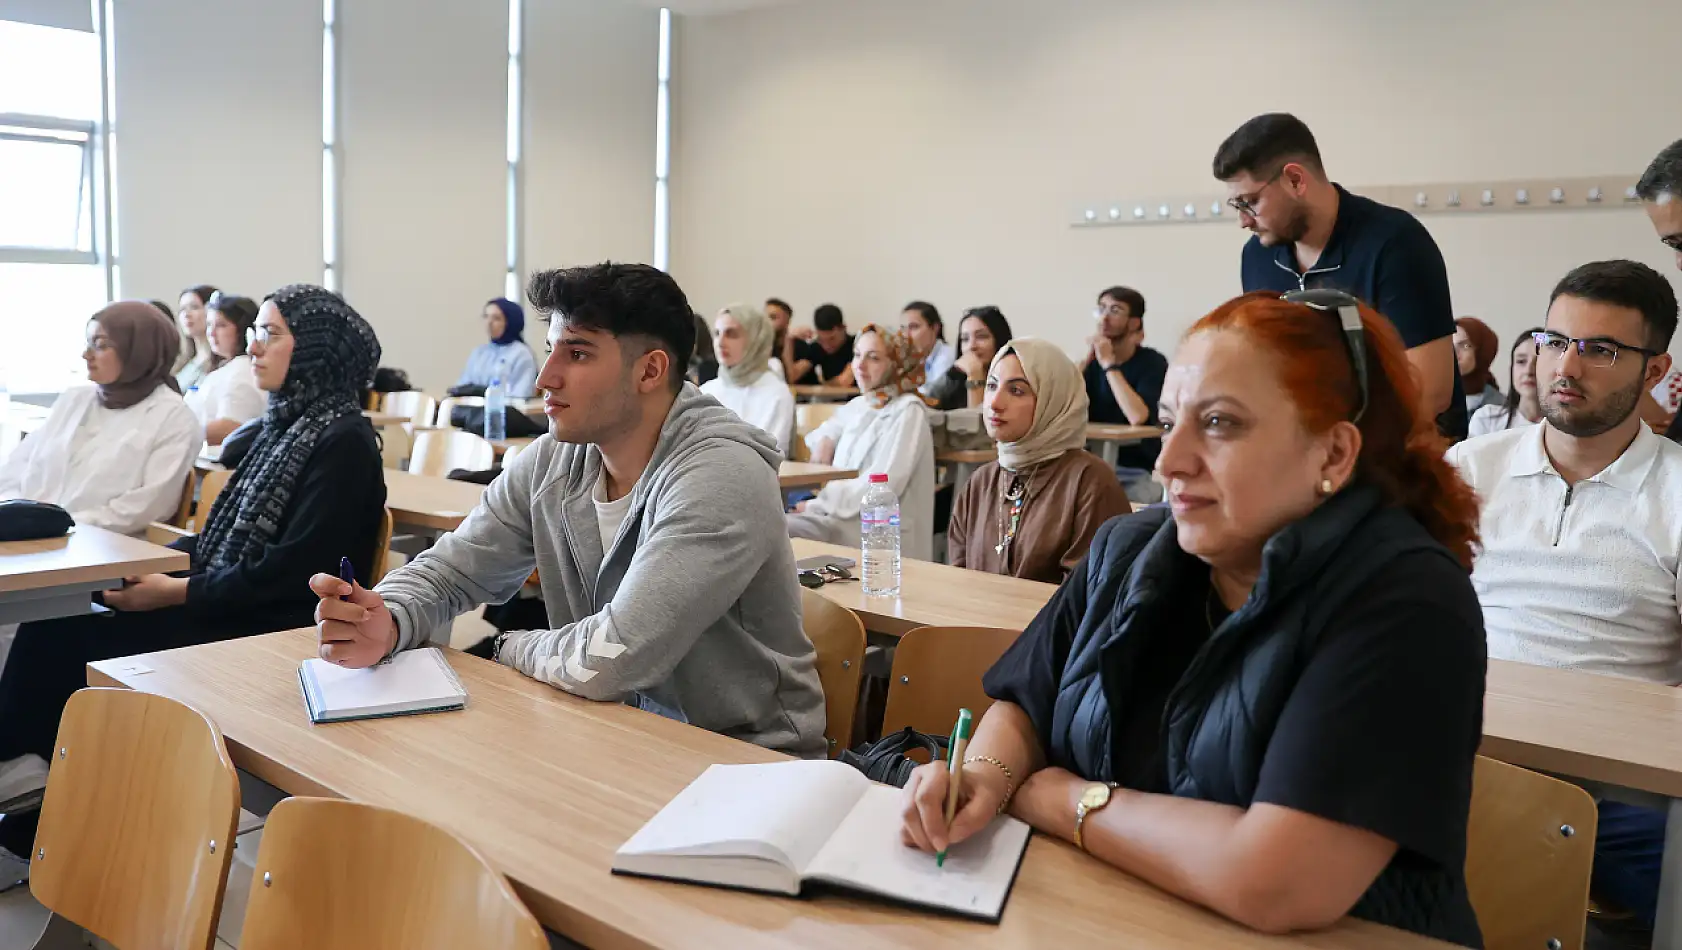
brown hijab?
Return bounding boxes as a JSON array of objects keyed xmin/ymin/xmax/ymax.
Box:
[
  {"xmin": 90, "ymin": 301, "xmax": 183, "ymax": 410},
  {"xmin": 1455, "ymin": 316, "xmax": 1499, "ymax": 395}
]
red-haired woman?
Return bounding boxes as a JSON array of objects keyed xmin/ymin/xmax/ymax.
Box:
[{"xmin": 900, "ymin": 291, "xmax": 1486, "ymax": 946}]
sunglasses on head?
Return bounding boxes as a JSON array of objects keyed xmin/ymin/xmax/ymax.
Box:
[{"xmin": 1281, "ymin": 288, "xmax": 1369, "ymax": 423}]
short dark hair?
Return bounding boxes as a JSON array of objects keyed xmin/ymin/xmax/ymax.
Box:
[
  {"xmin": 1212, "ymin": 113, "xmax": 1324, "ymax": 181},
  {"xmin": 764, "ymin": 297, "xmax": 792, "ymax": 315},
  {"xmin": 813, "ymin": 304, "xmax": 844, "ymax": 332},
  {"xmin": 1096, "ymin": 286, "xmax": 1146, "ymax": 321},
  {"xmin": 902, "ymin": 300, "xmax": 944, "ymax": 340},
  {"xmin": 1636, "ymin": 139, "xmax": 1682, "ymax": 202},
  {"xmin": 148, "ymin": 300, "xmax": 173, "ymax": 320},
  {"xmin": 1549, "ymin": 259, "xmax": 1679, "ymax": 351},
  {"xmin": 527, "ymin": 262, "xmax": 696, "ymax": 392},
  {"xmin": 181, "ymin": 284, "xmax": 219, "ymax": 308}
]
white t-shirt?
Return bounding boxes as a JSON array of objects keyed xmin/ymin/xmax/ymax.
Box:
[
  {"xmin": 592, "ymin": 468, "xmax": 638, "ymax": 555},
  {"xmin": 1465, "ymin": 402, "xmax": 1539, "ymax": 440},
  {"xmin": 1446, "ymin": 422, "xmax": 1682, "ymax": 684},
  {"xmin": 183, "ymin": 355, "xmax": 267, "ymax": 429},
  {"xmin": 700, "ymin": 367, "xmax": 795, "ymax": 456}
]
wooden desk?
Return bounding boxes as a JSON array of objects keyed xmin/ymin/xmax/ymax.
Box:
[
  {"xmin": 789, "ymin": 385, "xmax": 859, "ymax": 403},
  {"xmin": 791, "ymin": 538, "xmax": 1050, "ymax": 637},
  {"xmin": 934, "ymin": 449, "xmax": 1000, "ymax": 495},
  {"xmin": 88, "ymin": 629, "xmax": 1438, "ymax": 950},
  {"xmin": 384, "ymin": 469, "xmax": 488, "ymax": 533},
  {"xmin": 0, "ymin": 526, "xmax": 188, "ymax": 624},
  {"xmin": 778, "ymin": 463, "xmax": 857, "ymax": 491},
  {"xmin": 1085, "ymin": 424, "xmax": 1161, "ymax": 467}
]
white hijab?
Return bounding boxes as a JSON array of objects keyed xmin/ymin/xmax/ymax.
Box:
[{"xmin": 993, "ymin": 338, "xmax": 1089, "ymax": 472}]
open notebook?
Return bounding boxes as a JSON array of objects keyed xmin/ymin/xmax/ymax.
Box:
[
  {"xmin": 613, "ymin": 760, "xmax": 1031, "ymax": 923},
  {"xmin": 298, "ymin": 648, "xmax": 468, "ymax": 724}
]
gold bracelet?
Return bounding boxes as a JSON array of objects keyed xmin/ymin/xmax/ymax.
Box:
[{"xmin": 964, "ymin": 755, "xmax": 1017, "ymax": 814}]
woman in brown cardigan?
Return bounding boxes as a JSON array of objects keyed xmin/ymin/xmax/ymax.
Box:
[{"xmin": 948, "ymin": 338, "xmax": 1131, "ymax": 583}]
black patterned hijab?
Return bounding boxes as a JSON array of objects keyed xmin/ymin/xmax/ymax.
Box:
[{"xmin": 196, "ymin": 285, "xmax": 381, "ymax": 571}]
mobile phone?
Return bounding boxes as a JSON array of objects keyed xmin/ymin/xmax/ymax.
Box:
[{"xmin": 796, "ymin": 554, "xmax": 856, "ymax": 572}]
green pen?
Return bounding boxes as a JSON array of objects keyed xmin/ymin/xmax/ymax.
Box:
[{"xmin": 935, "ymin": 707, "xmax": 974, "ymax": 868}]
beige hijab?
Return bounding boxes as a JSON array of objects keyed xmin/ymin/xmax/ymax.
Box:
[
  {"xmin": 717, "ymin": 302, "xmax": 775, "ymax": 386},
  {"xmin": 993, "ymin": 338, "xmax": 1088, "ymax": 472}
]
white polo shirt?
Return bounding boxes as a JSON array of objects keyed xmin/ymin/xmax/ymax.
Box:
[{"xmin": 1447, "ymin": 422, "xmax": 1682, "ymax": 685}]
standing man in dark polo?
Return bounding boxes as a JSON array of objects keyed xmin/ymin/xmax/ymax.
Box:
[
  {"xmin": 1213, "ymin": 113, "xmax": 1464, "ymax": 439},
  {"xmin": 1638, "ymin": 139, "xmax": 1682, "ymax": 442}
]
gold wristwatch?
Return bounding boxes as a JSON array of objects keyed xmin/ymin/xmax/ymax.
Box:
[{"xmin": 1073, "ymin": 782, "xmax": 1118, "ymax": 852}]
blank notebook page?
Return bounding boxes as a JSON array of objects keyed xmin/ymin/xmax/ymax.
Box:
[{"xmin": 300, "ymin": 648, "xmax": 466, "ymax": 720}]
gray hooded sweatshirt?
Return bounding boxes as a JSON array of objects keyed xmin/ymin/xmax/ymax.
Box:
[{"xmin": 375, "ymin": 384, "xmax": 827, "ymax": 758}]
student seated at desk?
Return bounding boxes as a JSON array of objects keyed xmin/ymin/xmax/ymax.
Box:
[
  {"xmin": 1454, "ymin": 317, "xmax": 1502, "ymax": 417},
  {"xmin": 900, "ymin": 301, "xmax": 955, "ymax": 392},
  {"xmin": 0, "ymin": 285, "xmax": 386, "ymax": 878},
  {"xmin": 788, "ymin": 303, "xmax": 855, "ymax": 387},
  {"xmin": 1082, "ymin": 286, "xmax": 1169, "ymax": 504},
  {"xmin": 700, "ymin": 303, "xmax": 794, "ymax": 456},
  {"xmin": 903, "ymin": 291, "xmax": 1486, "ymax": 946},
  {"xmin": 184, "ymin": 293, "xmax": 266, "ymax": 445},
  {"xmin": 172, "ymin": 283, "xmax": 219, "ymax": 390},
  {"xmin": 1465, "ymin": 326, "xmax": 1542, "ymax": 439},
  {"xmin": 455, "ymin": 297, "xmax": 538, "ymax": 398},
  {"xmin": 947, "ymin": 339, "xmax": 1129, "ymax": 583},
  {"xmin": 1447, "ymin": 260, "xmax": 1682, "ymax": 934},
  {"xmin": 310, "ymin": 263, "xmax": 826, "ymax": 759},
  {"xmin": 787, "ymin": 326, "xmax": 936, "ymax": 561},
  {"xmin": 925, "ymin": 306, "xmax": 1013, "ymax": 410},
  {"xmin": 0, "ymin": 302, "xmax": 200, "ymax": 536}
]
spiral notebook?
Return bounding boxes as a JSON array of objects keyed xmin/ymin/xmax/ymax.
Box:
[
  {"xmin": 298, "ymin": 647, "xmax": 468, "ymax": 724},
  {"xmin": 613, "ymin": 760, "xmax": 1031, "ymax": 923}
]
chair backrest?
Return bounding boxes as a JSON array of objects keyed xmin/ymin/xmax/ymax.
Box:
[
  {"xmin": 382, "ymin": 390, "xmax": 437, "ymax": 428},
  {"xmin": 795, "ymin": 402, "xmax": 839, "ymax": 437},
  {"xmin": 379, "ymin": 423, "xmax": 413, "ymax": 471},
  {"xmin": 499, "ymin": 440, "xmax": 525, "ymax": 470},
  {"xmin": 800, "ymin": 589, "xmax": 867, "ymax": 757},
  {"xmin": 169, "ymin": 471, "xmax": 196, "ymax": 527},
  {"xmin": 369, "ymin": 507, "xmax": 395, "ymax": 584},
  {"xmin": 1464, "ymin": 756, "xmax": 1597, "ymax": 950},
  {"xmin": 409, "ymin": 429, "xmax": 496, "ymax": 477},
  {"xmin": 193, "ymin": 467, "xmax": 234, "ymax": 531},
  {"xmin": 239, "ymin": 797, "xmax": 547, "ymax": 950},
  {"xmin": 31, "ymin": 688, "xmax": 240, "ymax": 950},
  {"xmin": 881, "ymin": 625, "xmax": 1020, "ymax": 738},
  {"xmin": 436, "ymin": 396, "xmax": 485, "ymax": 430}
]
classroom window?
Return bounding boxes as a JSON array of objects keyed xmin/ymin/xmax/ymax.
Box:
[
  {"xmin": 0, "ymin": 16, "xmax": 113, "ymax": 394},
  {"xmin": 653, "ymin": 7, "xmax": 671, "ymax": 271}
]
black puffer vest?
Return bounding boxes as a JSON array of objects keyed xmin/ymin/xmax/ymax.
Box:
[{"xmin": 1048, "ymin": 485, "xmax": 1482, "ymax": 946}]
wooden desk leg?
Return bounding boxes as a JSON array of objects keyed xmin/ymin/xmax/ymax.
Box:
[{"xmin": 1655, "ymin": 797, "xmax": 1682, "ymax": 950}]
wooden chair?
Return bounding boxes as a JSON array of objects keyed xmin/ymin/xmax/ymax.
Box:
[
  {"xmin": 500, "ymin": 440, "xmax": 526, "ymax": 470},
  {"xmin": 436, "ymin": 396, "xmax": 484, "ymax": 430},
  {"xmin": 880, "ymin": 625, "xmax": 1020, "ymax": 739},
  {"xmin": 409, "ymin": 429, "xmax": 496, "ymax": 477},
  {"xmin": 382, "ymin": 390, "xmax": 438, "ymax": 428},
  {"xmin": 1464, "ymin": 756, "xmax": 1597, "ymax": 950},
  {"xmin": 147, "ymin": 467, "xmax": 234, "ymax": 545},
  {"xmin": 379, "ymin": 422, "xmax": 413, "ymax": 471},
  {"xmin": 238, "ymin": 796, "xmax": 546, "ymax": 950},
  {"xmin": 168, "ymin": 471, "xmax": 196, "ymax": 527},
  {"xmin": 801, "ymin": 589, "xmax": 867, "ymax": 757},
  {"xmin": 29, "ymin": 688, "xmax": 240, "ymax": 950},
  {"xmin": 369, "ymin": 507, "xmax": 395, "ymax": 583}
]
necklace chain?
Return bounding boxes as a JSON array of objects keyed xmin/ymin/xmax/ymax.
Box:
[{"xmin": 994, "ymin": 464, "xmax": 1042, "ymax": 556}]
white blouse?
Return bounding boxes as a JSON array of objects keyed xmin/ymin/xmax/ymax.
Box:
[
  {"xmin": 700, "ymin": 368, "xmax": 795, "ymax": 456},
  {"xmin": 184, "ymin": 355, "xmax": 267, "ymax": 429},
  {"xmin": 0, "ymin": 385, "xmax": 203, "ymax": 536},
  {"xmin": 802, "ymin": 393, "xmax": 935, "ymax": 561}
]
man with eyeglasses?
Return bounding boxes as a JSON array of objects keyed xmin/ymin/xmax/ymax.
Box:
[
  {"xmin": 1446, "ymin": 259, "xmax": 1682, "ymax": 935},
  {"xmin": 1081, "ymin": 285, "xmax": 1167, "ymax": 502},
  {"xmin": 1213, "ymin": 113, "xmax": 1463, "ymax": 439}
]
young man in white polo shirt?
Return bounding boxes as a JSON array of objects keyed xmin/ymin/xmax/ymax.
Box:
[{"xmin": 1447, "ymin": 259, "xmax": 1682, "ymax": 932}]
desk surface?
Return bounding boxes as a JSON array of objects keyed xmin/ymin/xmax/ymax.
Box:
[
  {"xmin": 89, "ymin": 629, "xmax": 1439, "ymax": 950},
  {"xmin": 383, "ymin": 469, "xmax": 490, "ymax": 532},
  {"xmin": 789, "ymin": 385, "xmax": 859, "ymax": 400},
  {"xmin": 778, "ymin": 462, "xmax": 857, "ymax": 490},
  {"xmin": 0, "ymin": 526, "xmax": 189, "ymax": 594},
  {"xmin": 790, "ymin": 539, "xmax": 1050, "ymax": 637},
  {"xmin": 1086, "ymin": 423, "xmax": 1162, "ymax": 442}
]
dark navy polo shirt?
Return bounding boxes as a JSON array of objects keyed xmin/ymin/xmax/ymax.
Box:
[{"xmin": 1240, "ymin": 184, "xmax": 1464, "ymax": 439}]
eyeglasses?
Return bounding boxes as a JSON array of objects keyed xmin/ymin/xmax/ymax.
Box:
[
  {"xmin": 1281, "ymin": 288, "xmax": 1369, "ymax": 422},
  {"xmin": 1531, "ymin": 330, "xmax": 1658, "ymax": 369},
  {"xmin": 1662, "ymin": 234, "xmax": 1682, "ymax": 254},
  {"xmin": 1092, "ymin": 303, "xmax": 1130, "ymax": 321},
  {"xmin": 797, "ymin": 564, "xmax": 856, "ymax": 589},
  {"xmin": 1226, "ymin": 170, "xmax": 1284, "ymax": 217},
  {"xmin": 251, "ymin": 324, "xmax": 288, "ymax": 346}
]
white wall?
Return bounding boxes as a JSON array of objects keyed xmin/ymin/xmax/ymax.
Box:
[
  {"xmin": 671, "ymin": 0, "xmax": 1682, "ymax": 376},
  {"xmin": 339, "ymin": 0, "xmax": 507, "ymax": 393},
  {"xmin": 524, "ymin": 0, "xmax": 659, "ymax": 277},
  {"xmin": 116, "ymin": 0, "xmax": 321, "ymax": 304}
]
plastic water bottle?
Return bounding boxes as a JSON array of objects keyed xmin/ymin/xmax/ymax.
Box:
[
  {"xmin": 484, "ymin": 378, "xmax": 506, "ymax": 441},
  {"xmin": 860, "ymin": 473, "xmax": 901, "ymax": 596}
]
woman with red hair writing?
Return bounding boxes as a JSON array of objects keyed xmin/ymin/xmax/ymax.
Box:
[{"xmin": 901, "ymin": 291, "xmax": 1486, "ymax": 946}]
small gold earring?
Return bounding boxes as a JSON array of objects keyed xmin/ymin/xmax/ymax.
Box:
[{"xmin": 1320, "ymin": 478, "xmax": 1335, "ymax": 495}]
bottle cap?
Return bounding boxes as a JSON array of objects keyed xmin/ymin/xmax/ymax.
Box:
[{"xmin": 868, "ymin": 473, "xmax": 888, "ymax": 483}]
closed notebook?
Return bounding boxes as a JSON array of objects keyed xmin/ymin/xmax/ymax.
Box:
[
  {"xmin": 298, "ymin": 648, "xmax": 468, "ymax": 724},
  {"xmin": 613, "ymin": 760, "xmax": 1031, "ymax": 923}
]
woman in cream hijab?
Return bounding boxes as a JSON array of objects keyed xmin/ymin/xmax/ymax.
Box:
[
  {"xmin": 947, "ymin": 338, "xmax": 1131, "ymax": 583},
  {"xmin": 700, "ymin": 303, "xmax": 796, "ymax": 456}
]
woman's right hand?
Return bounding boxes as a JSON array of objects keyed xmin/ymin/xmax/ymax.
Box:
[{"xmin": 900, "ymin": 760, "xmax": 1009, "ymax": 854}]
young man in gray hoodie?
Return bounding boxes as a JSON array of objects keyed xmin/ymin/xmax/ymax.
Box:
[{"xmin": 311, "ymin": 262, "xmax": 827, "ymax": 758}]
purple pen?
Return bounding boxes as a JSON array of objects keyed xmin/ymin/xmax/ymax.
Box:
[{"xmin": 339, "ymin": 556, "xmax": 356, "ymax": 602}]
